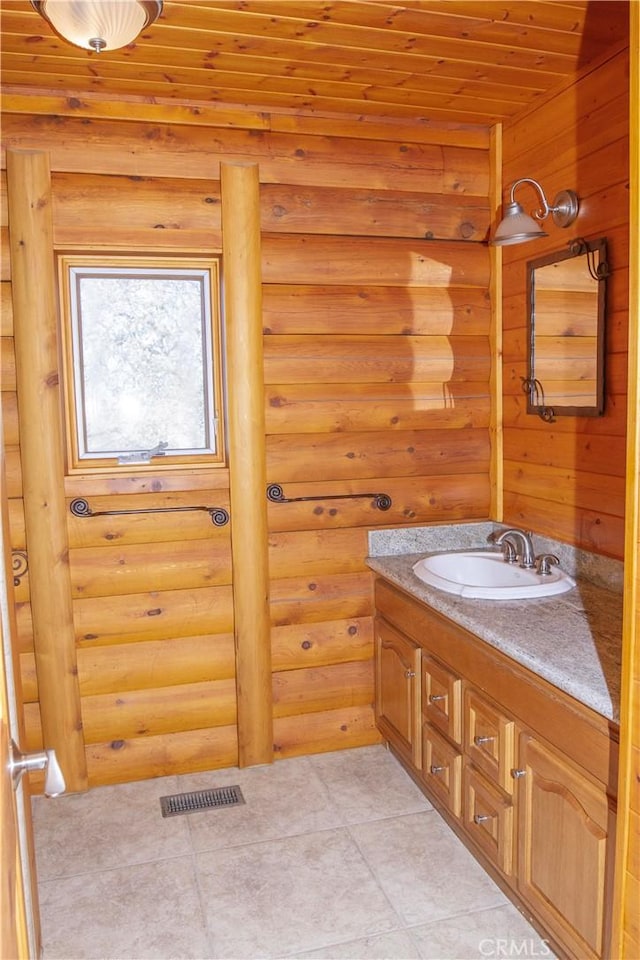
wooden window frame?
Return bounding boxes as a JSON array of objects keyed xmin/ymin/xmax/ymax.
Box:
[{"xmin": 57, "ymin": 253, "xmax": 226, "ymax": 475}]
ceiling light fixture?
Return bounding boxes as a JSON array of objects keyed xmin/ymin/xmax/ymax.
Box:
[
  {"xmin": 31, "ymin": 0, "xmax": 162, "ymax": 53},
  {"xmin": 492, "ymin": 177, "xmax": 580, "ymax": 246}
]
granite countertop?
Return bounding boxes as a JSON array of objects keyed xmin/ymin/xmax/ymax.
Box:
[{"xmin": 367, "ymin": 526, "xmax": 623, "ymax": 724}]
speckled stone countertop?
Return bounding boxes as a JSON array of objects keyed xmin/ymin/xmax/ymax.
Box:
[{"xmin": 368, "ymin": 524, "xmax": 623, "ymax": 724}]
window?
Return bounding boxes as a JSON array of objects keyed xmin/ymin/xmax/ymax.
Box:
[{"xmin": 58, "ymin": 255, "xmax": 224, "ymax": 471}]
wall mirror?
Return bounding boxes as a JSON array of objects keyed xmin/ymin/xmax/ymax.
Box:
[{"xmin": 524, "ymin": 237, "xmax": 608, "ymax": 421}]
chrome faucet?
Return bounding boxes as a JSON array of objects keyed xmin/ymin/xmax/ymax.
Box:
[{"xmin": 490, "ymin": 528, "xmax": 536, "ymax": 568}]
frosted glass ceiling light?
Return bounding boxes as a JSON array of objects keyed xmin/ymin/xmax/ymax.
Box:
[
  {"xmin": 31, "ymin": 0, "xmax": 162, "ymax": 53},
  {"xmin": 492, "ymin": 177, "xmax": 579, "ymax": 246}
]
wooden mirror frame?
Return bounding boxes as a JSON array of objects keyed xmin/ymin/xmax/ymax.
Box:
[{"xmin": 524, "ymin": 237, "xmax": 609, "ymax": 422}]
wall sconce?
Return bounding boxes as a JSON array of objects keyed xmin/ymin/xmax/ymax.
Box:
[
  {"xmin": 492, "ymin": 178, "xmax": 580, "ymax": 247},
  {"xmin": 31, "ymin": 0, "xmax": 162, "ymax": 53}
]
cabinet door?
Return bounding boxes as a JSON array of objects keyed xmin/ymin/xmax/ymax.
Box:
[
  {"xmin": 422, "ymin": 722, "xmax": 462, "ymax": 817},
  {"xmin": 517, "ymin": 735, "xmax": 610, "ymax": 959},
  {"xmin": 375, "ymin": 618, "xmax": 421, "ymax": 767},
  {"xmin": 465, "ymin": 687, "xmax": 515, "ymax": 794},
  {"xmin": 422, "ymin": 653, "xmax": 462, "ymax": 745}
]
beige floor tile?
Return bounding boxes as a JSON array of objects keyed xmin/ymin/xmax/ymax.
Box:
[
  {"xmin": 177, "ymin": 755, "xmax": 342, "ymax": 852},
  {"xmin": 349, "ymin": 811, "xmax": 507, "ymax": 927},
  {"xmin": 309, "ymin": 746, "xmax": 432, "ymax": 824},
  {"xmin": 294, "ymin": 928, "xmax": 421, "ymax": 959},
  {"xmin": 409, "ymin": 903, "xmax": 556, "ymax": 959},
  {"xmin": 39, "ymin": 856, "xmax": 210, "ymax": 960},
  {"xmin": 32, "ymin": 775, "xmax": 191, "ymax": 879},
  {"xmin": 195, "ymin": 827, "xmax": 402, "ymax": 959}
]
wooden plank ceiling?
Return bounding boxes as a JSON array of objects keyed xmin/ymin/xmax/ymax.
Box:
[{"xmin": 0, "ymin": 1, "xmax": 629, "ymax": 125}]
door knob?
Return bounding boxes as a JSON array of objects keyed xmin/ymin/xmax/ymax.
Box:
[{"xmin": 9, "ymin": 741, "xmax": 66, "ymax": 797}]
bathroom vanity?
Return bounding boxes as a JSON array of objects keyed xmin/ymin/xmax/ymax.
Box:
[{"xmin": 369, "ymin": 533, "xmax": 621, "ymax": 960}]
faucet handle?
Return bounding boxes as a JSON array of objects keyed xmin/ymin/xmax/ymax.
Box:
[
  {"xmin": 500, "ymin": 538, "xmax": 518, "ymax": 563},
  {"xmin": 535, "ymin": 554, "xmax": 559, "ymax": 576}
]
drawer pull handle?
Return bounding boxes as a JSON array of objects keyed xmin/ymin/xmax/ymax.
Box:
[
  {"xmin": 511, "ymin": 768, "xmax": 527, "ymax": 779},
  {"xmin": 405, "ymin": 670, "xmax": 416, "ymax": 679},
  {"xmin": 429, "ymin": 694, "xmax": 446, "ymax": 703},
  {"xmin": 473, "ymin": 813, "xmax": 494, "ymax": 824},
  {"xmin": 474, "ymin": 735, "xmax": 495, "ymax": 745},
  {"xmin": 430, "ymin": 764, "xmax": 446, "ymax": 775}
]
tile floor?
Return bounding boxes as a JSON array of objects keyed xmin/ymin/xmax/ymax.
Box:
[{"xmin": 32, "ymin": 745, "xmax": 554, "ymax": 960}]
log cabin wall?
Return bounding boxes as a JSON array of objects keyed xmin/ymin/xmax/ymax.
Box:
[
  {"xmin": 0, "ymin": 106, "xmax": 492, "ymax": 786},
  {"xmin": 501, "ymin": 43, "xmax": 630, "ymax": 558}
]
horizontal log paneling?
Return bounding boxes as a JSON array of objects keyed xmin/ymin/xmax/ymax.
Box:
[
  {"xmin": 18, "ymin": 652, "xmax": 36, "ymax": 703},
  {"xmin": 70, "ymin": 538, "xmax": 232, "ymax": 598},
  {"xmin": 0, "ymin": 336, "xmax": 15, "ymax": 390},
  {"xmin": 77, "ymin": 633, "xmax": 236, "ymax": 696},
  {"xmin": 263, "ymin": 334, "xmax": 490, "ymax": 384},
  {"xmin": 262, "ymin": 234, "xmax": 490, "ymax": 287},
  {"xmin": 64, "ymin": 470, "xmax": 231, "ymax": 497},
  {"xmin": 272, "ymin": 661, "xmax": 373, "ymax": 718},
  {"xmin": 265, "ymin": 382, "xmax": 490, "ymax": 434},
  {"xmin": 267, "ymin": 429, "xmax": 490, "ymax": 483},
  {"xmin": 503, "ymin": 431, "xmax": 627, "ymax": 478},
  {"xmin": 271, "ymin": 618, "xmax": 373, "ymax": 672},
  {"xmin": 501, "ymin": 47, "xmax": 629, "ymax": 556},
  {"xmin": 46, "ymin": 175, "xmax": 493, "ymax": 247},
  {"xmin": 21, "ymin": 702, "xmax": 43, "ymax": 752},
  {"xmin": 81, "ymin": 679, "xmax": 238, "ymax": 744},
  {"xmin": 0, "ymin": 95, "xmax": 491, "ymax": 148},
  {"xmin": 73, "ymin": 585, "xmax": 234, "ymax": 646},
  {"xmin": 501, "ymin": 493, "xmax": 625, "ymax": 560},
  {"xmin": 270, "ymin": 572, "xmax": 374, "ymax": 628},
  {"xmin": 84, "ymin": 726, "xmax": 239, "ymax": 786},
  {"xmin": 0, "ymin": 281, "xmax": 12, "ymax": 335},
  {"xmin": 272, "ymin": 705, "xmax": 381, "ymax": 760},
  {"xmin": 503, "ymin": 461, "xmax": 626, "ymax": 517},
  {"xmin": 268, "ymin": 528, "xmax": 368, "ymax": 578},
  {"xmin": 14, "ymin": 603, "xmax": 33, "ymax": 656},
  {"xmin": 259, "ymin": 185, "xmax": 490, "ymax": 240},
  {"xmin": 0, "ymin": 115, "xmax": 490, "ymax": 193},
  {"xmin": 6, "ymin": 498, "xmax": 24, "ymax": 546},
  {"xmin": 1, "ymin": 392, "xmax": 19, "ymax": 447},
  {"xmin": 1, "ymin": 228, "xmax": 10, "ymax": 280},
  {"xmin": 262, "ymin": 284, "xmax": 490, "ymax": 336}
]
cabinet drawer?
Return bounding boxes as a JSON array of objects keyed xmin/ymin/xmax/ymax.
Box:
[
  {"xmin": 422, "ymin": 722, "xmax": 462, "ymax": 818},
  {"xmin": 422, "ymin": 653, "xmax": 462, "ymax": 745},
  {"xmin": 463, "ymin": 763, "xmax": 514, "ymax": 876},
  {"xmin": 464, "ymin": 687, "xmax": 515, "ymax": 793}
]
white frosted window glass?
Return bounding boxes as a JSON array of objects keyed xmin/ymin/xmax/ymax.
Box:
[{"xmin": 70, "ymin": 267, "xmax": 217, "ymax": 459}]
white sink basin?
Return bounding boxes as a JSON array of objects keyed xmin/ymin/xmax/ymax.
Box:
[{"xmin": 412, "ymin": 550, "xmax": 576, "ymax": 600}]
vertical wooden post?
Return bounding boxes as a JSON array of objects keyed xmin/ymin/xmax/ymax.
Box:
[
  {"xmin": 611, "ymin": 6, "xmax": 640, "ymax": 957},
  {"xmin": 489, "ymin": 123, "xmax": 504, "ymax": 523},
  {"xmin": 221, "ymin": 161, "xmax": 273, "ymax": 767},
  {"xmin": 6, "ymin": 150, "xmax": 87, "ymax": 792}
]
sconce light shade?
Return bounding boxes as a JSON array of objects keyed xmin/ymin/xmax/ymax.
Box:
[
  {"xmin": 492, "ymin": 178, "xmax": 579, "ymax": 247},
  {"xmin": 31, "ymin": 0, "xmax": 162, "ymax": 53},
  {"xmin": 491, "ymin": 200, "xmax": 548, "ymax": 246}
]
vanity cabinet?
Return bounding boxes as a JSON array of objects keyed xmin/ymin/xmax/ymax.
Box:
[{"xmin": 374, "ymin": 577, "xmax": 618, "ymax": 960}]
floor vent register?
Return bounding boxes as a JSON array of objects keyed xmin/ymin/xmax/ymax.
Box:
[{"xmin": 160, "ymin": 785, "xmax": 245, "ymax": 817}]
